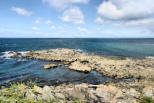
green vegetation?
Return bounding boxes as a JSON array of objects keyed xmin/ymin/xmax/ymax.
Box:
[
  {"xmin": 0, "ymin": 82, "xmax": 84, "ymax": 103},
  {"xmin": 140, "ymin": 97, "xmax": 154, "ymax": 103},
  {"xmin": 72, "ymin": 99, "xmax": 84, "ymax": 103},
  {"xmin": 110, "ymin": 57, "xmax": 119, "ymax": 60},
  {"xmin": 0, "ymin": 81, "xmax": 44, "ymax": 103}
]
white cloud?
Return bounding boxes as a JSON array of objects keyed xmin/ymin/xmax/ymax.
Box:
[
  {"xmin": 115, "ymin": 18, "xmax": 154, "ymax": 29},
  {"xmin": 96, "ymin": 27, "xmax": 104, "ymax": 31},
  {"xmin": 61, "ymin": 7, "xmax": 84, "ymax": 24},
  {"xmin": 32, "ymin": 27, "xmax": 40, "ymax": 31},
  {"xmin": 11, "ymin": 7, "xmax": 32, "ymax": 16},
  {"xmin": 97, "ymin": 0, "xmax": 154, "ymax": 32},
  {"xmin": 97, "ymin": 0, "xmax": 154, "ymax": 20},
  {"xmin": 49, "ymin": 25, "xmax": 56, "ymax": 30},
  {"xmin": 42, "ymin": 0, "xmax": 89, "ymax": 10},
  {"xmin": 95, "ymin": 17, "xmax": 104, "ymax": 24},
  {"xmin": 35, "ymin": 18, "xmax": 41, "ymax": 24},
  {"xmin": 77, "ymin": 27, "xmax": 88, "ymax": 32},
  {"xmin": 45, "ymin": 20, "xmax": 52, "ymax": 24}
]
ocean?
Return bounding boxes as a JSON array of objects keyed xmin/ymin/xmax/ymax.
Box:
[{"xmin": 0, "ymin": 38, "xmax": 154, "ymax": 85}]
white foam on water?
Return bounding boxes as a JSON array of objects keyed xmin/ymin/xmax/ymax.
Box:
[
  {"xmin": 0, "ymin": 51, "xmax": 27, "ymax": 59},
  {"xmin": 146, "ymin": 56, "xmax": 154, "ymax": 59},
  {"xmin": 0, "ymin": 51, "xmax": 14, "ymax": 59},
  {"xmin": 73, "ymin": 49, "xmax": 83, "ymax": 52}
]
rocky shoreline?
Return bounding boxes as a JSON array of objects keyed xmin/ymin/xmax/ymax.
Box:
[
  {"xmin": 2, "ymin": 48, "xmax": 154, "ymax": 102},
  {"xmin": 20, "ymin": 48, "xmax": 154, "ymax": 80}
]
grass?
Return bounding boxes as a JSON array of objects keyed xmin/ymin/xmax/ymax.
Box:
[
  {"xmin": 0, "ymin": 81, "xmax": 42, "ymax": 103},
  {"xmin": 140, "ymin": 97, "xmax": 154, "ymax": 103}
]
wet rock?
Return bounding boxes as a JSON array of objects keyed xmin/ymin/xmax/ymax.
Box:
[
  {"xmin": 10, "ymin": 52, "xmax": 22, "ymax": 58},
  {"xmin": 43, "ymin": 64, "xmax": 58, "ymax": 69},
  {"xmin": 3, "ymin": 51, "xmax": 22, "ymax": 58}
]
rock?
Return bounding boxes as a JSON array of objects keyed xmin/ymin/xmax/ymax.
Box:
[
  {"xmin": 43, "ymin": 86, "xmax": 52, "ymax": 93},
  {"xmin": 33, "ymin": 85, "xmax": 55, "ymax": 101},
  {"xmin": 94, "ymin": 85, "xmax": 122, "ymax": 102},
  {"xmin": 126, "ymin": 88, "xmax": 140, "ymax": 98},
  {"xmin": 26, "ymin": 89, "xmax": 37, "ymax": 100},
  {"xmin": 43, "ymin": 64, "xmax": 58, "ymax": 69},
  {"xmin": 33, "ymin": 85, "xmax": 44, "ymax": 94},
  {"xmin": 55, "ymin": 93, "xmax": 65, "ymax": 99},
  {"xmin": 43, "ymin": 86, "xmax": 54, "ymax": 98},
  {"xmin": 23, "ymin": 48, "xmax": 154, "ymax": 80},
  {"xmin": 143, "ymin": 86, "xmax": 154, "ymax": 100},
  {"xmin": 41, "ymin": 94, "xmax": 54, "ymax": 102},
  {"xmin": 17, "ymin": 83, "xmax": 154, "ymax": 103},
  {"xmin": 10, "ymin": 52, "xmax": 22, "ymax": 58},
  {"xmin": 69, "ymin": 61, "xmax": 92, "ymax": 72},
  {"xmin": 3, "ymin": 51, "xmax": 22, "ymax": 58}
]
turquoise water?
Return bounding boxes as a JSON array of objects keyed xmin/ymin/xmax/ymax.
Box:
[{"xmin": 0, "ymin": 38, "xmax": 154, "ymax": 85}]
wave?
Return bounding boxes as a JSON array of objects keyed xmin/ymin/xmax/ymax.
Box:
[{"xmin": 0, "ymin": 51, "xmax": 27, "ymax": 59}]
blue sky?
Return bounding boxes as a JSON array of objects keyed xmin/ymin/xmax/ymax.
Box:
[{"xmin": 0, "ymin": 0, "xmax": 154, "ymax": 38}]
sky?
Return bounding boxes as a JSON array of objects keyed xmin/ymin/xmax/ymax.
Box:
[{"xmin": 0, "ymin": 0, "xmax": 154, "ymax": 38}]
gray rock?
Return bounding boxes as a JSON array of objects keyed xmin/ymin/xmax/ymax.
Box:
[
  {"xmin": 26, "ymin": 89, "xmax": 37, "ymax": 101},
  {"xmin": 55, "ymin": 93, "xmax": 65, "ymax": 100},
  {"xmin": 143, "ymin": 86, "xmax": 154, "ymax": 100}
]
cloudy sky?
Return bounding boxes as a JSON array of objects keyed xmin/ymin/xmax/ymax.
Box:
[{"xmin": 0, "ymin": 0, "xmax": 154, "ymax": 38}]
